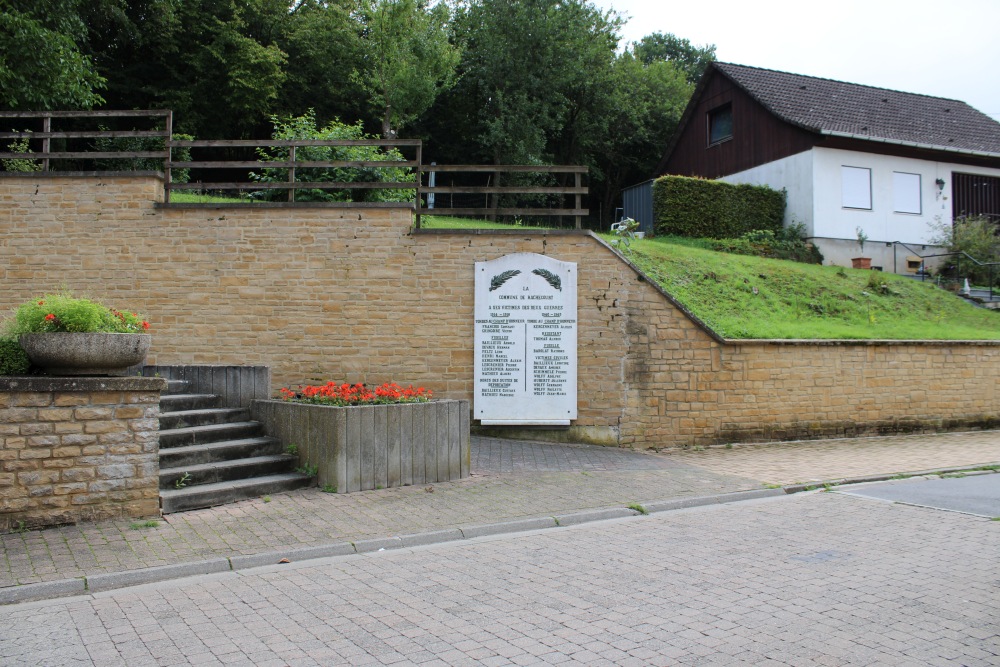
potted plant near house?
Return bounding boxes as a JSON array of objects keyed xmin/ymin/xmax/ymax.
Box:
[
  {"xmin": 851, "ymin": 227, "xmax": 872, "ymax": 269},
  {"xmin": 7, "ymin": 293, "xmax": 151, "ymax": 376}
]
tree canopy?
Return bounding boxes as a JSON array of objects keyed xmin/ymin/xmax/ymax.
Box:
[{"xmin": 0, "ymin": 0, "xmax": 714, "ymax": 222}]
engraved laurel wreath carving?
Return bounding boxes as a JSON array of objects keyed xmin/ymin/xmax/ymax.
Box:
[
  {"xmin": 489, "ymin": 269, "xmax": 521, "ymax": 291},
  {"xmin": 532, "ymin": 268, "xmax": 562, "ymax": 291}
]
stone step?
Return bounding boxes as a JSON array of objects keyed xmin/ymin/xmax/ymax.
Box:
[
  {"xmin": 159, "ymin": 454, "xmax": 298, "ymax": 490},
  {"xmin": 159, "ymin": 393, "xmax": 220, "ymax": 413},
  {"xmin": 160, "ymin": 473, "xmax": 314, "ymax": 514},
  {"xmin": 164, "ymin": 379, "xmax": 189, "ymax": 395},
  {"xmin": 158, "ymin": 422, "xmax": 264, "ymax": 449},
  {"xmin": 159, "ymin": 436, "xmax": 284, "ymax": 469},
  {"xmin": 159, "ymin": 407, "xmax": 250, "ymax": 430}
]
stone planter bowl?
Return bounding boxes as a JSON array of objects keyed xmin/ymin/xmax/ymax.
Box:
[{"xmin": 19, "ymin": 332, "xmax": 151, "ymax": 376}]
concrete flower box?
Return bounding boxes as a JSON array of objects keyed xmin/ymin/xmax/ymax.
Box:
[
  {"xmin": 20, "ymin": 332, "xmax": 150, "ymax": 376},
  {"xmin": 251, "ymin": 399, "xmax": 470, "ymax": 493}
]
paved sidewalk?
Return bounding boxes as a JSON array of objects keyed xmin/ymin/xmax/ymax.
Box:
[
  {"xmin": 661, "ymin": 430, "xmax": 1000, "ymax": 485},
  {"xmin": 1, "ymin": 430, "xmax": 998, "ymax": 601}
]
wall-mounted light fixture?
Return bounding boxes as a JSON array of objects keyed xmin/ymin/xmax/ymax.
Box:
[{"xmin": 935, "ymin": 178, "xmax": 946, "ymax": 192}]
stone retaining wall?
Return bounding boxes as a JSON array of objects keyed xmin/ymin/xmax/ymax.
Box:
[
  {"xmin": 0, "ymin": 377, "xmax": 165, "ymax": 529},
  {"xmin": 1, "ymin": 173, "xmax": 997, "ymax": 449}
]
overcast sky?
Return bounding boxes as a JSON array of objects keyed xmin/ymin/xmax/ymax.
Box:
[{"xmin": 593, "ymin": 0, "xmax": 1000, "ymax": 121}]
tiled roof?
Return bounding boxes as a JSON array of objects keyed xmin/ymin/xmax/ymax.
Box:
[{"xmin": 715, "ymin": 63, "xmax": 1000, "ymax": 157}]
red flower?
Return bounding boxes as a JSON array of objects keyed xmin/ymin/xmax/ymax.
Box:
[
  {"xmin": 141, "ymin": 321, "xmax": 150, "ymax": 330},
  {"xmin": 37, "ymin": 300, "xmax": 44, "ymax": 306},
  {"xmin": 44, "ymin": 313, "xmax": 56, "ymax": 321}
]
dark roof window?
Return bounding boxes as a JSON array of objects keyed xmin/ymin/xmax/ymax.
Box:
[{"xmin": 708, "ymin": 104, "xmax": 733, "ymax": 146}]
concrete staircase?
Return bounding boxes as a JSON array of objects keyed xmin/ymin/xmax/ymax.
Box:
[
  {"xmin": 964, "ymin": 287, "xmax": 1000, "ymax": 309},
  {"xmin": 904, "ymin": 274, "xmax": 1000, "ymax": 309},
  {"xmin": 157, "ymin": 378, "xmax": 312, "ymax": 513}
]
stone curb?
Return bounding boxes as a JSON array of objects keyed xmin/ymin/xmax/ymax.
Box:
[
  {"xmin": 4, "ymin": 464, "xmax": 997, "ymax": 606},
  {"xmin": 229, "ymin": 543, "xmax": 356, "ymax": 571},
  {"xmin": 0, "ymin": 577, "xmax": 86, "ymax": 605},
  {"xmin": 642, "ymin": 488, "xmax": 787, "ymax": 512},
  {"xmin": 782, "ymin": 463, "xmax": 1000, "ymax": 494},
  {"xmin": 87, "ymin": 558, "xmax": 232, "ymax": 593},
  {"xmin": 460, "ymin": 517, "xmax": 557, "ymax": 539},
  {"xmin": 554, "ymin": 507, "xmax": 640, "ymax": 525}
]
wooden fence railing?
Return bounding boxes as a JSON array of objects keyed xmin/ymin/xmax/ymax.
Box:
[
  {"xmin": 165, "ymin": 137, "xmax": 423, "ymax": 209},
  {"xmin": 0, "ymin": 110, "xmax": 588, "ymax": 228},
  {"xmin": 0, "ymin": 110, "xmax": 171, "ymax": 173}
]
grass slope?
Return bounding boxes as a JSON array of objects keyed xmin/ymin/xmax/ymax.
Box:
[{"xmin": 622, "ymin": 237, "xmax": 999, "ymax": 340}]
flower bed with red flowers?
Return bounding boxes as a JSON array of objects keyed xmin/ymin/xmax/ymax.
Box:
[{"xmin": 278, "ymin": 382, "xmax": 431, "ymax": 407}]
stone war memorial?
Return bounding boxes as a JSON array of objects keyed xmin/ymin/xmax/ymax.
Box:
[
  {"xmin": 475, "ymin": 253, "xmax": 578, "ymax": 425},
  {"xmin": 1, "ymin": 110, "xmax": 998, "ymax": 526}
]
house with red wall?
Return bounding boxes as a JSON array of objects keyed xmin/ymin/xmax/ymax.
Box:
[{"xmin": 656, "ymin": 62, "xmax": 1000, "ymax": 271}]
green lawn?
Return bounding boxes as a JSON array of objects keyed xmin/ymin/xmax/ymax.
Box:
[
  {"xmin": 168, "ymin": 192, "xmax": 248, "ymax": 204},
  {"xmin": 620, "ymin": 237, "xmax": 999, "ymax": 340},
  {"xmin": 418, "ymin": 215, "xmax": 558, "ymax": 231}
]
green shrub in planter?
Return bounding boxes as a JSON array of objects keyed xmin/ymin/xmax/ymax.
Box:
[
  {"xmin": 9, "ymin": 293, "xmax": 149, "ymax": 334},
  {"xmin": 0, "ymin": 336, "xmax": 30, "ymax": 375}
]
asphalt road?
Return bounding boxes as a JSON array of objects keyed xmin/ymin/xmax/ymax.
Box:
[
  {"xmin": 2, "ymin": 488, "xmax": 998, "ymax": 666},
  {"xmin": 837, "ymin": 472, "xmax": 1000, "ymax": 518}
]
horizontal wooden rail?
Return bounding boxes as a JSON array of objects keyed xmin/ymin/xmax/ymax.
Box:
[
  {"xmin": 422, "ymin": 164, "xmax": 588, "ymax": 173},
  {"xmin": 423, "ymin": 186, "xmax": 587, "ymax": 195},
  {"xmin": 0, "ymin": 151, "xmax": 166, "ymax": 160},
  {"xmin": 0, "ymin": 110, "xmax": 170, "ymax": 119},
  {"xmin": 0, "ymin": 130, "xmax": 166, "ymax": 140},
  {"xmin": 171, "ymin": 139, "xmax": 422, "ymax": 148},
  {"xmin": 172, "ymin": 181, "xmax": 416, "ymax": 190},
  {"xmin": 169, "ymin": 160, "xmax": 419, "ymax": 169},
  {"xmin": 417, "ymin": 208, "xmax": 587, "ymax": 217}
]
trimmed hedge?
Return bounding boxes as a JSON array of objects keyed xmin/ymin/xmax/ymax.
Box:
[{"xmin": 653, "ymin": 175, "xmax": 785, "ymax": 238}]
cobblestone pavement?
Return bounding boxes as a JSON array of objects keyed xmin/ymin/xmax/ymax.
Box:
[
  {"xmin": 1, "ymin": 430, "xmax": 998, "ymax": 593},
  {"xmin": 0, "ymin": 438, "xmax": 747, "ymax": 589},
  {"xmin": 661, "ymin": 430, "xmax": 1000, "ymax": 486},
  {"xmin": 3, "ymin": 491, "xmax": 998, "ymax": 666},
  {"xmin": 471, "ymin": 436, "xmax": 675, "ymax": 473}
]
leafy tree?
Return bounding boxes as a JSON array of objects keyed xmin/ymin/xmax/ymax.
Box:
[
  {"xmin": 275, "ymin": 0, "xmax": 368, "ymax": 127},
  {"xmin": 0, "ymin": 0, "xmax": 105, "ymax": 109},
  {"xmin": 632, "ymin": 32, "xmax": 716, "ymax": 85},
  {"xmin": 250, "ymin": 110, "xmax": 414, "ymax": 202},
  {"xmin": 84, "ymin": 0, "xmax": 287, "ymax": 138},
  {"xmin": 352, "ymin": 0, "xmax": 461, "ymax": 138},
  {"xmin": 928, "ymin": 215, "xmax": 1000, "ymax": 286},
  {"xmin": 442, "ymin": 0, "xmax": 623, "ymax": 166},
  {"xmin": 588, "ymin": 53, "xmax": 691, "ymax": 222}
]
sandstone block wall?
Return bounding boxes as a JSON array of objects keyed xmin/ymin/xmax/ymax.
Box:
[
  {"xmin": 1, "ymin": 173, "xmax": 997, "ymax": 449},
  {"xmin": 0, "ymin": 377, "xmax": 164, "ymax": 529}
]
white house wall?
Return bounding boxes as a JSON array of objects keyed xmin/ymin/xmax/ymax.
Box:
[
  {"xmin": 811, "ymin": 147, "xmax": 1000, "ymax": 245},
  {"xmin": 718, "ymin": 151, "xmax": 814, "ymax": 235}
]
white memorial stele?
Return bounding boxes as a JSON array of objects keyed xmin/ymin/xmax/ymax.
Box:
[{"xmin": 474, "ymin": 253, "xmax": 578, "ymax": 425}]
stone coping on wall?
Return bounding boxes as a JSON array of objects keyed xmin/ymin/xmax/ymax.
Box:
[
  {"xmin": 0, "ymin": 171, "xmax": 163, "ymax": 180},
  {"xmin": 0, "ymin": 376, "xmax": 167, "ymax": 392},
  {"xmin": 155, "ymin": 201, "xmax": 416, "ymax": 210},
  {"xmin": 413, "ymin": 228, "xmax": 592, "ymax": 236},
  {"xmin": 721, "ymin": 339, "xmax": 1000, "ymax": 347}
]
